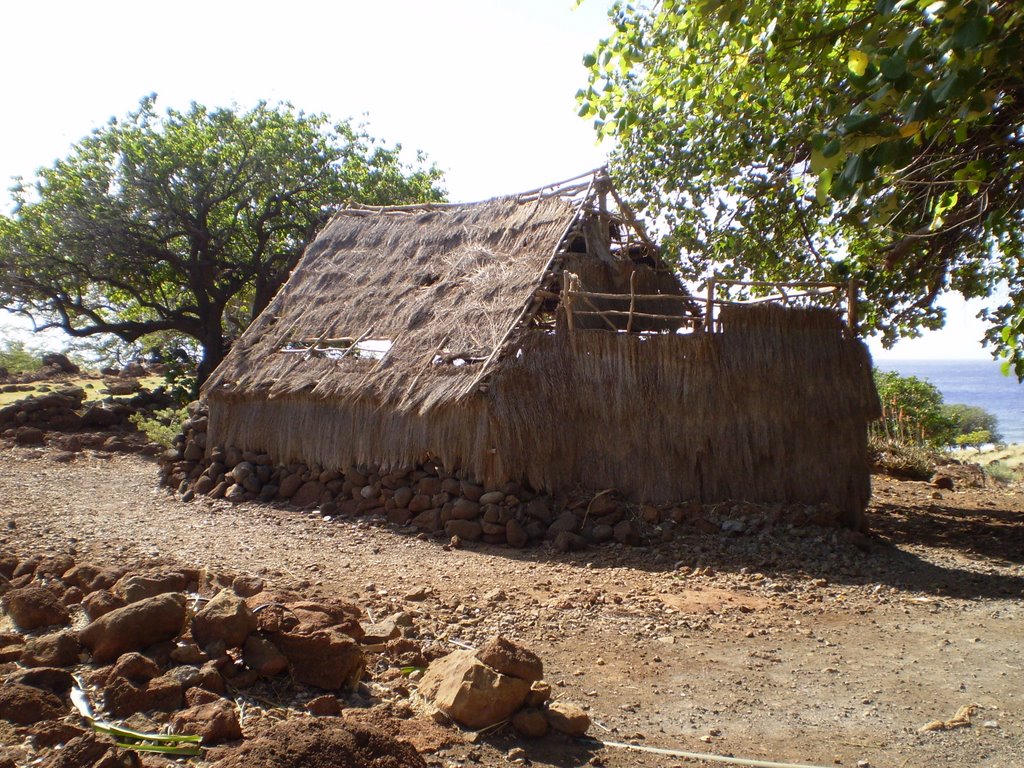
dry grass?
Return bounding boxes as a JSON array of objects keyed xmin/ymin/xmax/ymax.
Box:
[{"xmin": 0, "ymin": 375, "xmax": 165, "ymax": 406}]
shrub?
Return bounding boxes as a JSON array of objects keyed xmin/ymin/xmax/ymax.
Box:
[
  {"xmin": 130, "ymin": 407, "xmax": 188, "ymax": 448},
  {"xmin": 0, "ymin": 340, "xmax": 43, "ymax": 374},
  {"xmin": 872, "ymin": 370, "xmax": 1003, "ymax": 449},
  {"xmin": 868, "ymin": 435, "xmax": 938, "ymax": 480},
  {"xmin": 985, "ymin": 461, "xmax": 1017, "ymax": 485},
  {"xmin": 871, "ymin": 370, "xmax": 956, "ymax": 447},
  {"xmin": 955, "ymin": 430, "xmax": 993, "ymax": 452}
]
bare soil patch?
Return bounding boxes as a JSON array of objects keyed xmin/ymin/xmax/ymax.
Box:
[{"xmin": 1, "ymin": 447, "xmax": 1022, "ymax": 767}]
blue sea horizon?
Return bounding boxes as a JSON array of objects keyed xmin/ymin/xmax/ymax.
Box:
[{"xmin": 873, "ymin": 358, "xmax": 1024, "ymax": 445}]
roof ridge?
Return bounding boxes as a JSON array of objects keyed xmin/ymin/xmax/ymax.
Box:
[{"xmin": 336, "ymin": 166, "xmax": 608, "ymax": 217}]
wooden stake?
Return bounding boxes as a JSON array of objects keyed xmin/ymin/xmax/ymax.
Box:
[
  {"xmin": 560, "ymin": 289, "xmax": 694, "ymax": 303},
  {"xmin": 303, "ymin": 329, "xmax": 331, "ymax": 360},
  {"xmin": 562, "ymin": 270, "xmax": 575, "ymax": 334},
  {"xmin": 607, "ymin": 184, "xmax": 658, "ymax": 252},
  {"xmin": 572, "ymin": 309, "xmax": 698, "ymax": 322},
  {"xmin": 337, "ymin": 325, "xmax": 376, "ymax": 360},
  {"xmin": 847, "ymin": 278, "xmax": 859, "ymax": 335},
  {"xmin": 627, "ymin": 270, "xmax": 637, "ymax": 333},
  {"xmin": 402, "ymin": 334, "xmax": 449, "ymax": 403},
  {"xmin": 577, "ymin": 291, "xmax": 620, "ymax": 332},
  {"xmin": 706, "ymin": 278, "xmax": 715, "ymax": 333}
]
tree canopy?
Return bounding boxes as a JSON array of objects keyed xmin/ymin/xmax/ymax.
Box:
[
  {"xmin": 0, "ymin": 96, "xmax": 445, "ymax": 385},
  {"xmin": 871, "ymin": 369, "xmax": 1001, "ymax": 446},
  {"xmin": 942, "ymin": 401, "xmax": 1002, "ymax": 442},
  {"xmin": 873, "ymin": 369, "xmax": 955, "ymax": 445},
  {"xmin": 579, "ymin": 0, "xmax": 1024, "ymax": 376}
]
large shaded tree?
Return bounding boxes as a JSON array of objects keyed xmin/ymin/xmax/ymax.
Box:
[
  {"xmin": 0, "ymin": 96, "xmax": 445, "ymax": 384},
  {"xmin": 579, "ymin": 0, "xmax": 1024, "ymax": 376}
]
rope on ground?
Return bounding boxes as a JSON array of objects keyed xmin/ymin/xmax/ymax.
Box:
[{"xmin": 584, "ymin": 738, "xmax": 833, "ymax": 768}]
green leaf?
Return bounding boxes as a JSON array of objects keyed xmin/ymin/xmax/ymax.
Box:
[
  {"xmin": 935, "ymin": 189, "xmax": 959, "ymax": 215},
  {"xmin": 905, "ymin": 92, "xmax": 937, "ymax": 122},
  {"xmin": 840, "ymin": 113, "xmax": 882, "ymax": 135},
  {"xmin": 933, "ymin": 72, "xmax": 966, "ymax": 103},
  {"xmin": 847, "ymin": 134, "xmax": 887, "ymax": 153},
  {"xmin": 880, "ymin": 54, "xmax": 906, "ymax": 80},
  {"xmin": 811, "ymin": 147, "xmax": 843, "ymax": 173},
  {"xmin": 815, "ymin": 169, "xmax": 833, "ymax": 204},
  {"xmin": 951, "ymin": 16, "xmax": 989, "ymax": 49},
  {"xmin": 841, "ymin": 153, "xmax": 875, "ymax": 184}
]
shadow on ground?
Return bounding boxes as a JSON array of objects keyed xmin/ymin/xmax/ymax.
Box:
[
  {"xmin": 869, "ymin": 500, "xmax": 1024, "ymax": 564},
  {"xmin": 433, "ymin": 494, "xmax": 1024, "ymax": 602}
]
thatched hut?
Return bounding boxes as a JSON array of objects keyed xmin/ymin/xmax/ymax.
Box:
[{"xmin": 202, "ymin": 170, "xmax": 879, "ymax": 528}]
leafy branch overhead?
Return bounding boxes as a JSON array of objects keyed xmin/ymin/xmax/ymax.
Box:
[
  {"xmin": 579, "ymin": 0, "xmax": 1024, "ymax": 377},
  {"xmin": 0, "ymin": 96, "xmax": 445, "ymax": 386}
]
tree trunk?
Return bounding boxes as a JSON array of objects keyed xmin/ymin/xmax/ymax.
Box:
[
  {"xmin": 195, "ymin": 314, "xmax": 226, "ymax": 392},
  {"xmin": 250, "ymin": 275, "xmax": 280, "ymax": 325}
]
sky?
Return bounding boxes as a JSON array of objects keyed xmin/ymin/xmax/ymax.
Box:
[{"xmin": 0, "ymin": 0, "xmax": 998, "ymax": 361}]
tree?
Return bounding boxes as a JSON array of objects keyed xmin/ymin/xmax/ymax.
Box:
[
  {"xmin": 942, "ymin": 401, "xmax": 1003, "ymax": 442},
  {"xmin": 0, "ymin": 340, "xmax": 44, "ymax": 375},
  {"xmin": 872, "ymin": 369, "xmax": 957, "ymax": 445},
  {"xmin": 870, "ymin": 370, "xmax": 1002, "ymax": 446},
  {"xmin": 954, "ymin": 428, "xmax": 992, "ymax": 450},
  {"xmin": 0, "ymin": 96, "xmax": 445, "ymax": 386},
  {"xmin": 579, "ymin": 0, "xmax": 1024, "ymax": 377}
]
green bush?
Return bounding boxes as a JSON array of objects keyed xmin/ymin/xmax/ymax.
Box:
[
  {"xmin": 943, "ymin": 403, "xmax": 1003, "ymax": 445},
  {"xmin": 0, "ymin": 340, "xmax": 43, "ymax": 374},
  {"xmin": 872, "ymin": 370, "xmax": 956, "ymax": 447},
  {"xmin": 872, "ymin": 370, "xmax": 1002, "ymax": 449},
  {"xmin": 985, "ymin": 461, "xmax": 1017, "ymax": 485},
  {"xmin": 129, "ymin": 407, "xmax": 187, "ymax": 448},
  {"xmin": 955, "ymin": 430, "xmax": 993, "ymax": 452}
]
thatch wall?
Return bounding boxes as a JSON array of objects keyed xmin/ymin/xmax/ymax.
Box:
[
  {"xmin": 491, "ymin": 305, "xmax": 879, "ymax": 524},
  {"xmin": 207, "ymin": 304, "xmax": 879, "ymax": 526}
]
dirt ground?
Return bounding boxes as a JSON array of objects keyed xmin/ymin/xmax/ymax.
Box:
[{"xmin": 1, "ymin": 446, "xmax": 1022, "ymax": 768}]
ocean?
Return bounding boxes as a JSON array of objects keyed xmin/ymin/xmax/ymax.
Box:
[{"xmin": 874, "ymin": 359, "xmax": 1024, "ymax": 445}]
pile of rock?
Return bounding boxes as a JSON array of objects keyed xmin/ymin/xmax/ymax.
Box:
[
  {"xmin": 0, "ymin": 388, "xmax": 89, "ymax": 445},
  {"xmin": 0, "ymin": 353, "xmax": 79, "ymax": 386},
  {"xmin": 418, "ymin": 635, "xmax": 590, "ymax": 739},
  {"xmin": 99, "ymin": 361, "xmax": 148, "ymax": 379},
  {"xmin": 164, "ymin": 403, "xmax": 844, "ymax": 550},
  {"xmin": 0, "ymin": 551, "xmax": 382, "ymax": 759},
  {"xmin": 0, "ymin": 552, "xmax": 452, "ymax": 765},
  {"xmin": 0, "ymin": 386, "xmax": 173, "ymax": 454},
  {"xmin": 0, "ymin": 548, "xmax": 452, "ymax": 765},
  {"xmin": 162, "ymin": 405, "xmax": 650, "ymax": 549}
]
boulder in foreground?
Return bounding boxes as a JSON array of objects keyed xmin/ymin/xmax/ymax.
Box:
[
  {"xmin": 79, "ymin": 593, "xmax": 187, "ymax": 663},
  {"xmin": 418, "ymin": 649, "xmax": 531, "ymax": 730}
]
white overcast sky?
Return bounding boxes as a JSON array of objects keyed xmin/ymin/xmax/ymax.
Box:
[{"xmin": 0, "ymin": 0, "xmax": 995, "ymax": 360}]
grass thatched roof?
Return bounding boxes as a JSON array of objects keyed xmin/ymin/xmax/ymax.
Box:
[{"xmin": 203, "ymin": 192, "xmax": 580, "ymax": 411}]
